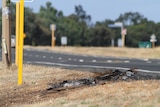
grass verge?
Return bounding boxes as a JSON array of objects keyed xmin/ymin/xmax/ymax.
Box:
[
  {"xmin": 24, "ymin": 46, "xmax": 160, "ymax": 59},
  {"xmin": 0, "ymin": 63, "xmax": 159, "ymax": 107},
  {"xmin": 0, "ymin": 46, "xmax": 160, "ymax": 107}
]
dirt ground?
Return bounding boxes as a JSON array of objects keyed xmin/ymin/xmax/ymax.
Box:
[
  {"xmin": 0, "ymin": 47, "xmax": 160, "ymax": 107},
  {"xmin": 0, "ymin": 63, "xmax": 101, "ymax": 107}
]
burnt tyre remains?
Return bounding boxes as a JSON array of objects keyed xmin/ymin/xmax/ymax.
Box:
[{"xmin": 47, "ymin": 69, "xmax": 160, "ymax": 91}]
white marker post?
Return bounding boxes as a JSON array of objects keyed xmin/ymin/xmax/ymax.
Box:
[
  {"xmin": 61, "ymin": 36, "xmax": 67, "ymax": 46},
  {"xmin": 150, "ymin": 34, "xmax": 157, "ymax": 48}
]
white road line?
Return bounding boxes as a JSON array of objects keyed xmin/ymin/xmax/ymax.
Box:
[
  {"xmin": 107, "ymin": 60, "xmax": 112, "ymax": 63},
  {"xmin": 68, "ymin": 58, "xmax": 72, "ymax": 61},
  {"xmin": 59, "ymin": 57, "xmax": 62, "ymax": 60},
  {"xmin": 79, "ymin": 59, "xmax": 84, "ymax": 62},
  {"xmin": 33, "ymin": 61, "xmax": 160, "ymax": 73},
  {"xmin": 43, "ymin": 56, "xmax": 46, "ymax": 58},
  {"xmin": 92, "ymin": 60, "xmax": 97, "ymax": 62},
  {"xmin": 124, "ymin": 60, "xmax": 130, "ymax": 63}
]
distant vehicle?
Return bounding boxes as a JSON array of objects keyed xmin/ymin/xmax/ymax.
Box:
[{"xmin": 11, "ymin": 35, "xmax": 16, "ymax": 48}]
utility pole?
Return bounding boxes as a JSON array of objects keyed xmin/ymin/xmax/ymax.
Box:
[{"xmin": 2, "ymin": 0, "xmax": 11, "ymax": 68}]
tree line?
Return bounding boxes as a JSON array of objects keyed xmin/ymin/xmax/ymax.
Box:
[{"xmin": 1, "ymin": 2, "xmax": 160, "ymax": 47}]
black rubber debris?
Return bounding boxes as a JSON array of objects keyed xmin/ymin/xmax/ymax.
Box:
[{"xmin": 46, "ymin": 69, "xmax": 160, "ymax": 91}]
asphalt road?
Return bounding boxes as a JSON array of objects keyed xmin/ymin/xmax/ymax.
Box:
[{"xmin": 0, "ymin": 48, "xmax": 160, "ymax": 73}]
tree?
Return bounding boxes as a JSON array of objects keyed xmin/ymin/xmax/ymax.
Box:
[
  {"xmin": 126, "ymin": 23, "xmax": 153, "ymax": 47},
  {"xmin": 88, "ymin": 25, "xmax": 114, "ymax": 46},
  {"xmin": 74, "ymin": 5, "xmax": 91, "ymax": 26},
  {"xmin": 116, "ymin": 12, "xmax": 145, "ymax": 25},
  {"xmin": 24, "ymin": 7, "xmax": 41, "ymax": 45},
  {"xmin": 24, "ymin": 1, "xmax": 60, "ymax": 46}
]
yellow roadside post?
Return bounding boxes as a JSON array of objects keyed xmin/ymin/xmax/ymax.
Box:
[
  {"xmin": 18, "ymin": 0, "xmax": 24, "ymax": 85},
  {"xmin": 52, "ymin": 29, "xmax": 55, "ymax": 47},
  {"xmin": 12, "ymin": 0, "xmax": 33, "ymax": 85},
  {"xmin": 16, "ymin": 2, "xmax": 20, "ymax": 66},
  {"xmin": 121, "ymin": 29, "xmax": 127, "ymax": 47},
  {"xmin": 50, "ymin": 24, "xmax": 56, "ymax": 47}
]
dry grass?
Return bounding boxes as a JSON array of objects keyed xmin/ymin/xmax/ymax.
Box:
[
  {"xmin": 0, "ymin": 63, "xmax": 159, "ymax": 107},
  {"xmin": 24, "ymin": 46, "xmax": 160, "ymax": 59},
  {"xmin": 0, "ymin": 63, "xmax": 96, "ymax": 107},
  {"xmin": 18, "ymin": 81, "xmax": 160, "ymax": 107}
]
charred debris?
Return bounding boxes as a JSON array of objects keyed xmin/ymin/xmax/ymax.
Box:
[{"xmin": 47, "ymin": 69, "xmax": 160, "ymax": 91}]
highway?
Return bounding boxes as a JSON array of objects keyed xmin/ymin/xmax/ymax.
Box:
[{"xmin": 0, "ymin": 48, "xmax": 160, "ymax": 72}]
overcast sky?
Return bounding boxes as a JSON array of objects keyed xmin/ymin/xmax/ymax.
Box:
[{"xmin": 1, "ymin": 0, "xmax": 160, "ymax": 23}]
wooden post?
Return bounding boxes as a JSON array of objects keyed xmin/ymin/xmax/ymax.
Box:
[
  {"xmin": 122, "ymin": 34, "xmax": 125, "ymax": 47},
  {"xmin": 152, "ymin": 42, "xmax": 155, "ymax": 48},
  {"xmin": 16, "ymin": 2, "xmax": 20, "ymax": 65},
  {"xmin": 2, "ymin": 0, "xmax": 11, "ymax": 68}
]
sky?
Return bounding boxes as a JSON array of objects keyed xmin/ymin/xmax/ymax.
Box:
[{"xmin": 1, "ymin": 0, "xmax": 160, "ymax": 23}]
